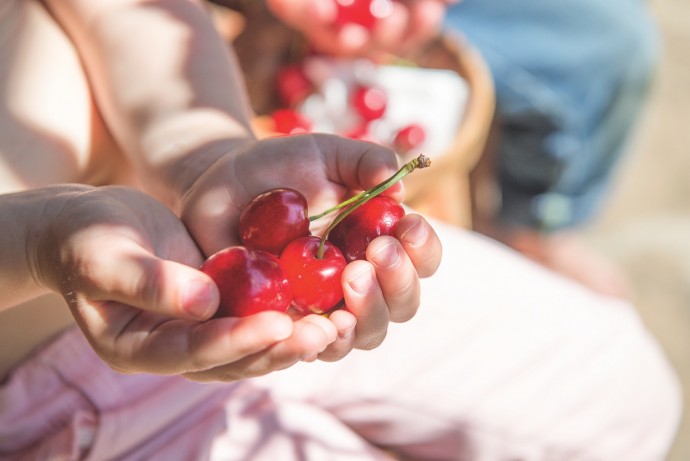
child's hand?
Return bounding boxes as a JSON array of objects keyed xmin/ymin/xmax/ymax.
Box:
[
  {"xmin": 30, "ymin": 185, "xmax": 338, "ymax": 380},
  {"xmin": 266, "ymin": 0, "xmax": 457, "ymax": 57},
  {"xmin": 179, "ymin": 134, "xmax": 442, "ymax": 364}
]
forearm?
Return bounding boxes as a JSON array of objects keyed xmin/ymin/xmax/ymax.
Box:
[
  {"xmin": 41, "ymin": 0, "xmax": 255, "ymax": 205},
  {"xmin": 0, "ymin": 186, "xmax": 88, "ymax": 310}
]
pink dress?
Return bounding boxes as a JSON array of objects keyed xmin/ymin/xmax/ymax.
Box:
[{"xmin": 0, "ymin": 222, "xmax": 681, "ymax": 460}]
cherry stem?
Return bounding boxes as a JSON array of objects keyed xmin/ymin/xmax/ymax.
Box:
[
  {"xmin": 309, "ymin": 154, "xmax": 431, "ymax": 222},
  {"xmin": 315, "ymin": 154, "xmax": 431, "ymax": 259}
]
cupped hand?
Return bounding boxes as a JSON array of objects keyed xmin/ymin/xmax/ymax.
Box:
[
  {"xmin": 179, "ymin": 133, "xmax": 442, "ymax": 364},
  {"xmin": 31, "ymin": 185, "xmax": 337, "ymax": 380},
  {"xmin": 266, "ymin": 0, "xmax": 457, "ymax": 57}
]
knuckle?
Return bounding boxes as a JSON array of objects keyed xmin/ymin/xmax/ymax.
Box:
[
  {"xmin": 384, "ymin": 279, "xmax": 420, "ymax": 322},
  {"xmin": 132, "ymin": 259, "xmax": 166, "ymax": 309},
  {"xmin": 389, "ymin": 302, "xmax": 419, "ymax": 323},
  {"xmin": 356, "ymin": 329, "xmax": 387, "ymax": 351}
]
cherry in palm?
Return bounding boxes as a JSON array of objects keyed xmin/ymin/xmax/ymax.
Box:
[
  {"xmin": 239, "ymin": 188, "xmax": 311, "ymax": 256},
  {"xmin": 280, "ymin": 236, "xmax": 347, "ymax": 315},
  {"xmin": 328, "ymin": 195, "xmax": 405, "ymax": 262},
  {"xmin": 201, "ymin": 246, "xmax": 293, "ymax": 318}
]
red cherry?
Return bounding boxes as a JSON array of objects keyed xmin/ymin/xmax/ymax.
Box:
[
  {"xmin": 276, "ymin": 65, "xmax": 312, "ymax": 107},
  {"xmin": 393, "ymin": 123, "xmax": 426, "ymax": 153},
  {"xmin": 328, "ymin": 196, "xmax": 405, "ymax": 262},
  {"xmin": 280, "ymin": 236, "xmax": 347, "ymax": 314},
  {"xmin": 200, "ymin": 247, "xmax": 292, "ymax": 318},
  {"xmin": 271, "ymin": 108, "xmax": 313, "ymax": 135},
  {"xmin": 351, "ymin": 85, "xmax": 387, "ymax": 121},
  {"xmin": 239, "ymin": 188, "xmax": 310, "ymax": 256},
  {"xmin": 335, "ymin": 0, "xmax": 393, "ymax": 29}
]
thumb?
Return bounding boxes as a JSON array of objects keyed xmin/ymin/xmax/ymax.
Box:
[{"xmin": 84, "ymin": 241, "xmax": 220, "ymax": 320}]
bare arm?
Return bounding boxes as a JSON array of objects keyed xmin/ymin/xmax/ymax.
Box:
[
  {"xmin": 0, "ymin": 188, "xmax": 60, "ymax": 310},
  {"xmin": 0, "ymin": 185, "xmax": 339, "ymax": 380},
  {"xmin": 35, "ymin": 0, "xmax": 444, "ymax": 368},
  {"xmin": 40, "ymin": 0, "xmax": 256, "ymax": 206}
]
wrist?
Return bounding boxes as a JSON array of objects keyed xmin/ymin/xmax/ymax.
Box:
[
  {"xmin": 0, "ymin": 185, "xmax": 92, "ymax": 309},
  {"xmin": 26, "ymin": 185, "xmax": 94, "ymax": 291}
]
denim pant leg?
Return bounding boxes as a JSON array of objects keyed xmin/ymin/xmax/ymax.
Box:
[{"xmin": 444, "ymin": 0, "xmax": 660, "ymax": 230}]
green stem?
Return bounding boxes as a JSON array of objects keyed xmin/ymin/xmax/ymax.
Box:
[
  {"xmin": 309, "ymin": 154, "xmax": 431, "ymax": 221},
  {"xmin": 308, "ymin": 190, "xmax": 367, "ymax": 222},
  {"xmin": 315, "ymin": 154, "xmax": 431, "ymax": 259}
]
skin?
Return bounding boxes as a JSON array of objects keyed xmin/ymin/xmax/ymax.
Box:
[
  {"xmin": 0, "ymin": 0, "xmax": 442, "ymax": 382},
  {"xmin": 265, "ymin": 0, "xmax": 458, "ymax": 58}
]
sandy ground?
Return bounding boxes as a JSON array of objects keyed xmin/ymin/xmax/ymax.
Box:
[{"xmin": 584, "ymin": 1, "xmax": 690, "ymax": 459}]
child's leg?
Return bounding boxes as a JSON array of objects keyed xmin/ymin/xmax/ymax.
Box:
[{"xmin": 253, "ymin": 221, "xmax": 682, "ymax": 460}]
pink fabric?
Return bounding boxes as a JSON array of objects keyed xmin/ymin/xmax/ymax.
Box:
[
  {"xmin": 0, "ymin": 328, "xmax": 392, "ymax": 461},
  {"xmin": 0, "ymin": 223, "xmax": 682, "ymax": 461}
]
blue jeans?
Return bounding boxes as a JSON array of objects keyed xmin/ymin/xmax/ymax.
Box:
[{"xmin": 444, "ymin": 0, "xmax": 660, "ymax": 230}]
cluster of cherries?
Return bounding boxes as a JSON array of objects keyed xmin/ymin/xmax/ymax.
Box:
[
  {"xmin": 269, "ymin": 0, "xmax": 428, "ymax": 155},
  {"xmin": 200, "ymin": 154, "xmax": 431, "ymax": 318}
]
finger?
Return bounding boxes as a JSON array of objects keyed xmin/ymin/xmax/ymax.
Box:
[
  {"xmin": 394, "ymin": 213, "xmax": 442, "ymax": 278},
  {"xmin": 92, "ymin": 310, "xmax": 295, "ymax": 375},
  {"xmin": 403, "ymin": 0, "xmax": 446, "ymax": 48},
  {"xmin": 335, "ymin": 23, "xmax": 371, "ymax": 54},
  {"xmin": 293, "ymin": 314, "xmax": 339, "ymax": 362},
  {"xmin": 366, "ymin": 235, "xmax": 420, "ymax": 323},
  {"xmin": 184, "ymin": 314, "xmax": 337, "ymax": 382},
  {"xmin": 319, "ymin": 135, "xmax": 405, "ymax": 200},
  {"xmin": 370, "ymin": 1, "xmax": 409, "ymax": 51},
  {"xmin": 85, "ymin": 240, "xmax": 220, "ymax": 320},
  {"xmin": 316, "ymin": 309, "xmax": 357, "ymax": 361},
  {"xmin": 342, "ymin": 260, "xmax": 389, "ymax": 349}
]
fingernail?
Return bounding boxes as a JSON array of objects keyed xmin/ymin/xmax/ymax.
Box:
[
  {"xmin": 372, "ymin": 241, "xmax": 400, "ymax": 269},
  {"xmin": 347, "ymin": 268, "xmax": 375, "ymax": 295},
  {"xmin": 303, "ymin": 315, "xmax": 338, "ymax": 343},
  {"xmin": 182, "ymin": 280, "xmax": 216, "ymax": 319},
  {"xmin": 399, "ymin": 218, "xmax": 428, "ymax": 246}
]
